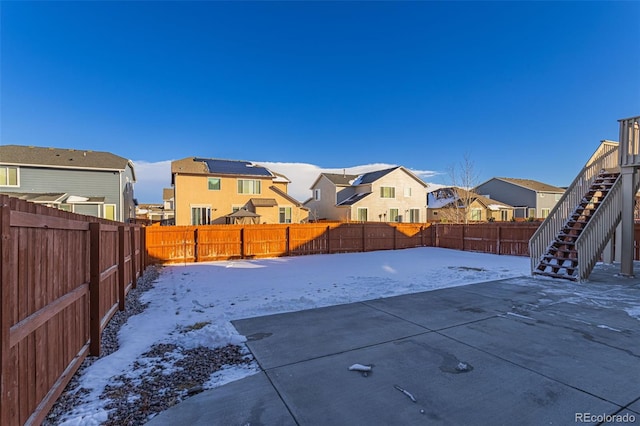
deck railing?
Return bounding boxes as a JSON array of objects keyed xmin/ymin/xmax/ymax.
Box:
[
  {"xmin": 619, "ymin": 116, "xmax": 640, "ymax": 167},
  {"xmin": 529, "ymin": 141, "xmax": 619, "ymax": 274}
]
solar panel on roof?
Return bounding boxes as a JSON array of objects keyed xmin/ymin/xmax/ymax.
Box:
[{"xmin": 193, "ymin": 158, "xmax": 272, "ymax": 176}]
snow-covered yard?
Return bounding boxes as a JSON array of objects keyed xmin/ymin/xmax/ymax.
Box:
[{"xmin": 54, "ymin": 247, "xmax": 534, "ymax": 424}]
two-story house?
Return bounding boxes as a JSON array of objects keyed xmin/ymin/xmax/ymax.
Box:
[
  {"xmin": 171, "ymin": 157, "xmax": 308, "ymax": 225},
  {"xmin": 304, "ymin": 166, "xmax": 428, "ymax": 222},
  {"xmin": 427, "ymin": 186, "xmax": 515, "ymax": 222},
  {"xmin": 474, "ymin": 177, "xmax": 565, "ymax": 219},
  {"xmin": 0, "ymin": 144, "xmax": 136, "ymax": 221}
]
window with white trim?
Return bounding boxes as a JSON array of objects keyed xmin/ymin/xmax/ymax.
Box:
[
  {"xmin": 208, "ymin": 178, "xmax": 221, "ymax": 190},
  {"xmin": 279, "ymin": 207, "xmax": 292, "ymax": 223},
  {"xmin": 191, "ymin": 206, "xmax": 211, "ymax": 225},
  {"xmin": 471, "ymin": 208, "xmax": 482, "ymax": 221},
  {"xmin": 237, "ymin": 179, "xmax": 261, "ymax": 194},
  {"xmin": 380, "ymin": 186, "xmax": 395, "ymax": 198},
  {"xmin": 0, "ymin": 166, "xmax": 19, "ymax": 187},
  {"xmin": 389, "ymin": 208, "xmax": 399, "ymax": 222},
  {"xmin": 404, "ymin": 187, "xmax": 412, "ymax": 197},
  {"xmin": 409, "ymin": 209, "xmax": 420, "ymax": 223},
  {"xmin": 357, "ymin": 207, "xmax": 368, "ymax": 222},
  {"xmin": 314, "ymin": 189, "xmax": 321, "ymax": 201},
  {"xmin": 541, "ymin": 208, "xmax": 550, "ymax": 218},
  {"xmin": 500, "ymin": 210, "xmax": 508, "ymax": 221}
]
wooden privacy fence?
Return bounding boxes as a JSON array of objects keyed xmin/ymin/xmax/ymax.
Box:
[
  {"xmin": 0, "ymin": 195, "xmax": 146, "ymax": 426},
  {"xmin": 145, "ymin": 222, "xmax": 547, "ymax": 264},
  {"xmin": 146, "ymin": 222, "xmax": 433, "ymax": 263}
]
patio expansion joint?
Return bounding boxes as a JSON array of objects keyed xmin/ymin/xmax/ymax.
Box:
[
  {"xmin": 260, "ymin": 328, "xmax": 433, "ymax": 373},
  {"xmin": 434, "ymin": 328, "xmax": 628, "ymax": 410}
]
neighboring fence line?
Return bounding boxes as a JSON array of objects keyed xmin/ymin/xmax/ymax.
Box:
[
  {"xmin": 145, "ymin": 222, "xmax": 547, "ymax": 264},
  {"xmin": 0, "ymin": 195, "xmax": 146, "ymax": 426}
]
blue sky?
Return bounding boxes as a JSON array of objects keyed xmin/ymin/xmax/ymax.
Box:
[{"xmin": 2, "ymin": 1, "xmax": 639, "ymax": 202}]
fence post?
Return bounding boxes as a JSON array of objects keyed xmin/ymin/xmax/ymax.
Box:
[
  {"xmin": 0, "ymin": 197, "xmax": 14, "ymax": 426},
  {"xmin": 393, "ymin": 225, "xmax": 397, "ymax": 250},
  {"xmin": 326, "ymin": 225, "xmax": 331, "ymax": 254},
  {"xmin": 118, "ymin": 226, "xmax": 126, "ymax": 311},
  {"xmin": 130, "ymin": 226, "xmax": 137, "ymax": 288},
  {"xmin": 240, "ymin": 228, "xmax": 245, "ymax": 259},
  {"xmin": 362, "ymin": 223, "xmax": 366, "ymax": 252},
  {"xmin": 286, "ymin": 226, "xmax": 290, "ymax": 256},
  {"xmin": 194, "ymin": 228, "xmax": 199, "ymax": 263},
  {"xmin": 89, "ymin": 222, "xmax": 102, "ymax": 356},
  {"xmin": 496, "ymin": 225, "xmax": 501, "ymax": 255},
  {"xmin": 140, "ymin": 226, "xmax": 146, "ymax": 271},
  {"xmin": 461, "ymin": 225, "xmax": 466, "ymax": 251}
]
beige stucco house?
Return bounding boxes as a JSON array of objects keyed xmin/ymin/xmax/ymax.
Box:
[
  {"xmin": 172, "ymin": 157, "xmax": 308, "ymax": 225},
  {"xmin": 303, "ymin": 166, "xmax": 428, "ymax": 222},
  {"xmin": 427, "ymin": 187, "xmax": 515, "ymax": 223}
]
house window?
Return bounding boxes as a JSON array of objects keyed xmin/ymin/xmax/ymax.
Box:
[
  {"xmin": 191, "ymin": 206, "xmax": 211, "ymax": 225},
  {"xmin": 279, "ymin": 207, "xmax": 292, "ymax": 223},
  {"xmin": 389, "ymin": 208, "xmax": 399, "ymax": 222},
  {"xmin": 471, "ymin": 208, "xmax": 482, "ymax": 221},
  {"xmin": 232, "ymin": 205, "xmax": 242, "ymax": 213},
  {"xmin": 528, "ymin": 208, "xmax": 536, "ymax": 219},
  {"xmin": 357, "ymin": 208, "xmax": 368, "ymax": 222},
  {"xmin": 555, "ymin": 194, "xmax": 562, "ymax": 202},
  {"xmin": 380, "ymin": 187, "xmax": 395, "ymax": 198},
  {"xmin": 404, "ymin": 187, "xmax": 412, "ymax": 197},
  {"xmin": 314, "ymin": 189, "xmax": 321, "ymax": 201},
  {"xmin": 500, "ymin": 210, "xmax": 508, "ymax": 221},
  {"xmin": 59, "ymin": 204, "xmax": 73, "ymax": 212},
  {"xmin": 0, "ymin": 166, "xmax": 19, "ymax": 187},
  {"xmin": 208, "ymin": 178, "xmax": 221, "ymax": 190},
  {"xmin": 409, "ymin": 209, "xmax": 420, "ymax": 223},
  {"xmin": 104, "ymin": 204, "xmax": 116, "ymax": 221},
  {"xmin": 541, "ymin": 208, "xmax": 550, "ymax": 218},
  {"xmin": 237, "ymin": 179, "xmax": 261, "ymax": 194}
]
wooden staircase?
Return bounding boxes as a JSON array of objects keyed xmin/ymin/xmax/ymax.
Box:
[{"xmin": 533, "ymin": 170, "xmax": 620, "ymax": 280}]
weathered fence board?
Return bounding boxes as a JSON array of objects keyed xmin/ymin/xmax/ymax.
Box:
[{"xmin": 0, "ymin": 195, "xmax": 145, "ymax": 426}]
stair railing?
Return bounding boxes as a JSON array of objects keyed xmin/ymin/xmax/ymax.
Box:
[
  {"xmin": 529, "ymin": 141, "xmax": 619, "ymax": 274},
  {"xmin": 574, "ymin": 170, "xmax": 640, "ymax": 280}
]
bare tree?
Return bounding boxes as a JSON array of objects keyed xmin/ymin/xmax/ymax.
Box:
[{"xmin": 442, "ymin": 153, "xmax": 480, "ymax": 224}]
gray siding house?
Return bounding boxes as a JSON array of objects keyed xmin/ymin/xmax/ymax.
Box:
[
  {"xmin": 0, "ymin": 145, "xmax": 136, "ymax": 222},
  {"xmin": 474, "ymin": 177, "xmax": 565, "ymax": 219}
]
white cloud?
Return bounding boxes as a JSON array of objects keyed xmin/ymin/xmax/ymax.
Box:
[
  {"xmin": 131, "ymin": 159, "xmax": 441, "ymax": 203},
  {"xmin": 131, "ymin": 160, "xmax": 173, "ymax": 203}
]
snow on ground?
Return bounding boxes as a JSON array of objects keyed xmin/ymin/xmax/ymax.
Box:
[{"xmin": 55, "ymin": 247, "xmax": 534, "ymax": 424}]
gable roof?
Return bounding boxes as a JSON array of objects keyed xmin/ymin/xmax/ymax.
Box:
[
  {"xmin": 311, "ymin": 166, "xmax": 428, "ymax": 190},
  {"xmin": 269, "ymin": 185, "xmax": 307, "ymax": 208},
  {"xmin": 488, "ymin": 177, "xmax": 565, "ymax": 193},
  {"xmin": 0, "ymin": 145, "xmax": 133, "ymax": 176},
  {"xmin": 162, "ymin": 188, "xmax": 174, "ymax": 201},
  {"xmin": 171, "ymin": 157, "xmax": 290, "ymax": 182},
  {"xmin": 428, "ymin": 187, "xmax": 514, "ymax": 210},
  {"xmin": 322, "ymin": 173, "xmax": 359, "ymax": 186}
]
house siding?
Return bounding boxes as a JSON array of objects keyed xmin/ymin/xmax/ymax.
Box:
[
  {"xmin": 305, "ymin": 176, "xmax": 349, "ymax": 221},
  {"xmin": 475, "ymin": 179, "xmax": 536, "ymax": 218},
  {"xmin": 174, "ymin": 173, "xmax": 306, "ymax": 225},
  {"xmin": 1, "ymin": 166, "xmax": 127, "ymax": 220},
  {"xmin": 349, "ymin": 169, "xmax": 426, "ymax": 222}
]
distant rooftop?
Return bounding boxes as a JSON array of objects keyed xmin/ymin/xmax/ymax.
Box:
[
  {"xmin": 492, "ymin": 177, "xmax": 565, "ymax": 193},
  {"xmin": 0, "ymin": 144, "xmax": 132, "ymax": 172}
]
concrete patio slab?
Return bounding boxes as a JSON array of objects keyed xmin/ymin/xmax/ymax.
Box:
[
  {"xmin": 146, "ymin": 372, "xmax": 296, "ymax": 426},
  {"xmin": 362, "ymin": 285, "xmax": 509, "ymax": 330},
  {"xmin": 440, "ymin": 314, "xmax": 640, "ymax": 407},
  {"xmin": 147, "ymin": 270, "xmax": 640, "ymax": 426},
  {"xmin": 232, "ymin": 302, "xmax": 428, "ymax": 369},
  {"xmin": 266, "ymin": 332, "xmax": 617, "ymax": 425}
]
